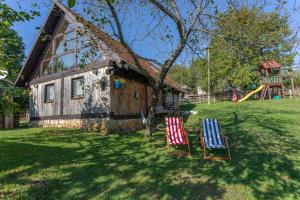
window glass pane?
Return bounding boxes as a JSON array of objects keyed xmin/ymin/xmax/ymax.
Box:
[
  {"xmin": 57, "ymin": 20, "xmax": 75, "ymax": 35},
  {"xmin": 72, "ymin": 78, "xmax": 84, "ymax": 97},
  {"xmin": 92, "ymin": 47, "xmax": 104, "ymax": 62},
  {"xmin": 53, "ymin": 53, "xmax": 75, "ymax": 71},
  {"xmin": 76, "ymin": 46, "xmax": 103, "ymax": 67},
  {"xmin": 40, "ymin": 20, "xmax": 77, "ymax": 77},
  {"xmin": 64, "ymin": 39, "xmax": 75, "ymax": 52},
  {"xmin": 54, "ymin": 34, "xmax": 75, "ymax": 56},
  {"xmin": 45, "ymin": 84, "xmax": 54, "ymax": 102},
  {"xmin": 49, "ymin": 85, "xmax": 55, "ymax": 100},
  {"xmin": 42, "ymin": 60, "xmax": 53, "ymax": 75},
  {"xmin": 76, "ymin": 34, "xmax": 92, "ymax": 49},
  {"xmin": 64, "ymin": 22, "xmax": 75, "ymax": 33},
  {"xmin": 52, "ymin": 58, "xmax": 64, "ymax": 73},
  {"xmin": 77, "ymin": 47, "xmax": 93, "ymax": 67},
  {"xmin": 54, "ymin": 35, "xmax": 64, "ymax": 55},
  {"xmin": 66, "ymin": 31, "xmax": 75, "ymax": 41}
]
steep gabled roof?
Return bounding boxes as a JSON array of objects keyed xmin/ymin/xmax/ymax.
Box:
[
  {"xmin": 15, "ymin": 2, "xmax": 185, "ymax": 92},
  {"xmin": 15, "ymin": 4, "xmax": 63, "ymax": 87}
]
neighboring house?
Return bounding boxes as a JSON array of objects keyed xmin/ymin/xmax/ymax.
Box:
[
  {"xmin": 15, "ymin": 2, "xmax": 184, "ymax": 133},
  {"xmin": 196, "ymin": 86, "xmax": 206, "ymax": 95}
]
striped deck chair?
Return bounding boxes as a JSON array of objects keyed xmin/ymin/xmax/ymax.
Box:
[
  {"xmin": 165, "ymin": 117, "xmax": 191, "ymax": 156},
  {"xmin": 200, "ymin": 119, "xmax": 231, "ymax": 160}
]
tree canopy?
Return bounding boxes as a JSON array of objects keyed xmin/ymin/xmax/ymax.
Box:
[
  {"xmin": 203, "ymin": 7, "xmax": 295, "ymax": 90},
  {"xmin": 0, "ymin": 1, "xmax": 38, "ymax": 115},
  {"xmin": 170, "ymin": 7, "xmax": 296, "ymax": 93}
]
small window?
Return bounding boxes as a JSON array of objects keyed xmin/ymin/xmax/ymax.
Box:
[
  {"xmin": 45, "ymin": 84, "xmax": 55, "ymax": 103},
  {"xmin": 72, "ymin": 77, "xmax": 84, "ymax": 99}
]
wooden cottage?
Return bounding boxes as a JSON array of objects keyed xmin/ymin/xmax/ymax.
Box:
[{"xmin": 15, "ymin": 2, "xmax": 184, "ymax": 133}]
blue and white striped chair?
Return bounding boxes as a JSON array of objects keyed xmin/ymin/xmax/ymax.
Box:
[{"xmin": 200, "ymin": 119, "xmax": 231, "ymax": 160}]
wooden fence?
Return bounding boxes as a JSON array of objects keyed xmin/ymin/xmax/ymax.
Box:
[
  {"xmin": 180, "ymin": 93, "xmax": 232, "ymax": 105},
  {"xmin": 0, "ymin": 116, "xmax": 4, "ymax": 129},
  {"xmin": 180, "ymin": 88, "xmax": 300, "ymax": 105}
]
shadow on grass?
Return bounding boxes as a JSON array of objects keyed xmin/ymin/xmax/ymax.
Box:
[
  {"xmin": 191, "ymin": 104, "xmax": 300, "ymax": 199},
  {"xmin": 1, "ymin": 103, "xmax": 300, "ymax": 199},
  {"xmin": 180, "ymin": 103, "xmax": 197, "ymax": 112},
  {"xmin": 0, "ymin": 129, "xmax": 225, "ymax": 199}
]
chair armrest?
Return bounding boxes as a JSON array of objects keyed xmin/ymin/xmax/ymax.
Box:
[
  {"xmin": 164, "ymin": 129, "xmax": 168, "ymax": 144},
  {"xmin": 222, "ymin": 135, "xmax": 228, "ymax": 140},
  {"xmin": 200, "ymin": 136, "xmax": 205, "ymax": 148},
  {"xmin": 221, "ymin": 135, "xmax": 230, "ymax": 147},
  {"xmin": 184, "ymin": 130, "xmax": 189, "ymax": 139}
]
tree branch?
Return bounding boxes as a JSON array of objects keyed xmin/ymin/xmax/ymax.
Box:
[
  {"xmin": 104, "ymin": 0, "xmax": 158, "ymax": 87},
  {"xmin": 148, "ymin": 0, "xmax": 186, "ymax": 39}
]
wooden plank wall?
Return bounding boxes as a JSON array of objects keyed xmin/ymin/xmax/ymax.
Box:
[
  {"xmin": 30, "ymin": 67, "xmax": 110, "ymax": 118},
  {"xmin": 110, "ymin": 75, "xmax": 147, "ymax": 115},
  {"xmin": 63, "ymin": 68, "xmax": 110, "ymax": 115},
  {"xmin": 174, "ymin": 93, "xmax": 180, "ymax": 110},
  {"xmin": 29, "ymin": 67, "xmax": 180, "ymax": 119},
  {"xmin": 30, "ymin": 79, "xmax": 61, "ymax": 117}
]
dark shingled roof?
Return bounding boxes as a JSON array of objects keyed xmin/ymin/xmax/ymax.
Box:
[{"xmin": 15, "ymin": 2, "xmax": 185, "ymax": 93}]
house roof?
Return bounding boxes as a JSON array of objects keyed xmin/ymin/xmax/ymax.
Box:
[
  {"xmin": 259, "ymin": 61, "xmax": 281, "ymax": 69},
  {"xmin": 15, "ymin": 4, "xmax": 62, "ymax": 87},
  {"xmin": 15, "ymin": 3, "xmax": 185, "ymax": 93}
]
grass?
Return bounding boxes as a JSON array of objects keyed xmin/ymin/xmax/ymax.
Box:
[{"xmin": 1, "ymin": 98, "xmax": 300, "ymax": 199}]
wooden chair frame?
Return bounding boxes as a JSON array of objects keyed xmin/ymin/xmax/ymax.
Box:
[
  {"xmin": 165, "ymin": 117, "xmax": 191, "ymax": 156},
  {"xmin": 199, "ymin": 123, "xmax": 231, "ymax": 161}
]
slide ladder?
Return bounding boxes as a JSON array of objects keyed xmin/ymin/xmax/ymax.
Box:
[{"xmin": 260, "ymin": 86, "xmax": 268, "ymax": 100}]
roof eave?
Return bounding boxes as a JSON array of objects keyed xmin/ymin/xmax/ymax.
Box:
[{"xmin": 15, "ymin": 3, "xmax": 61, "ymax": 87}]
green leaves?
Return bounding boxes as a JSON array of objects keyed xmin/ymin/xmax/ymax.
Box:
[
  {"xmin": 203, "ymin": 7, "xmax": 295, "ymax": 90},
  {"xmin": 68, "ymin": 0, "xmax": 76, "ymax": 8},
  {"xmin": 0, "ymin": 2, "xmax": 36, "ymax": 114}
]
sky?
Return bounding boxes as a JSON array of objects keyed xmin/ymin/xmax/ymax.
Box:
[{"xmin": 4, "ymin": 0, "xmax": 300, "ymax": 69}]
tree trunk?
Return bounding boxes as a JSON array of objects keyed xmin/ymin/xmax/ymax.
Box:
[{"xmin": 145, "ymin": 89, "xmax": 160, "ymax": 137}]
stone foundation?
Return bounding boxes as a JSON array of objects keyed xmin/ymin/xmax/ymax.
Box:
[{"xmin": 31, "ymin": 118, "xmax": 144, "ymax": 134}]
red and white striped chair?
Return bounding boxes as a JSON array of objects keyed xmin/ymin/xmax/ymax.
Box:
[{"xmin": 165, "ymin": 117, "xmax": 191, "ymax": 156}]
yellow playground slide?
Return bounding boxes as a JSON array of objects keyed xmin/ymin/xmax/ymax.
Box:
[{"xmin": 238, "ymin": 85, "xmax": 265, "ymax": 102}]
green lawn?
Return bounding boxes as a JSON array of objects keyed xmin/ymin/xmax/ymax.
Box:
[{"xmin": 1, "ymin": 99, "xmax": 300, "ymax": 200}]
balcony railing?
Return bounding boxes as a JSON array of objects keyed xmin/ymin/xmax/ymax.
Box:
[{"xmin": 262, "ymin": 76, "xmax": 283, "ymax": 84}]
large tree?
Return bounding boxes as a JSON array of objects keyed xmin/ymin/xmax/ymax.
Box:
[
  {"xmin": 0, "ymin": 1, "xmax": 39, "ymax": 115},
  {"xmin": 0, "ymin": 29, "xmax": 28, "ymax": 115},
  {"xmin": 65, "ymin": 0, "xmax": 292, "ymax": 136},
  {"xmin": 69, "ymin": 0, "xmax": 215, "ymax": 136},
  {"xmin": 193, "ymin": 7, "xmax": 296, "ymax": 92}
]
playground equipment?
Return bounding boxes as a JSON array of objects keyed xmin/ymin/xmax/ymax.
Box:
[
  {"xmin": 232, "ymin": 61, "xmax": 295, "ymax": 102},
  {"xmin": 238, "ymin": 85, "xmax": 265, "ymax": 102},
  {"xmin": 258, "ymin": 61, "xmax": 294, "ymax": 100},
  {"xmin": 232, "ymin": 61, "xmax": 294, "ymax": 102}
]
